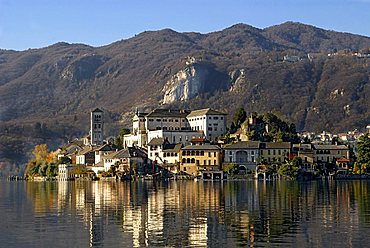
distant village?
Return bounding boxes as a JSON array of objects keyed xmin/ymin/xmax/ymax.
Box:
[{"xmin": 23, "ymin": 107, "xmax": 370, "ymax": 181}]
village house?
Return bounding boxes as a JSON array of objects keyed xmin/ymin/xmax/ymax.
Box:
[
  {"xmin": 292, "ymin": 143, "xmax": 315, "ymax": 172},
  {"xmin": 259, "ymin": 142, "xmax": 291, "ymax": 164},
  {"xmin": 76, "ymin": 145, "xmax": 95, "ymax": 165},
  {"xmin": 57, "ymin": 164, "xmax": 74, "ymax": 180},
  {"xmin": 103, "ymin": 147, "xmax": 148, "ymax": 174},
  {"xmin": 180, "ymin": 144, "xmax": 222, "ymax": 176},
  {"xmin": 147, "ymin": 138, "xmax": 182, "ymax": 166},
  {"xmin": 312, "ymin": 144, "xmax": 349, "ymax": 164}
]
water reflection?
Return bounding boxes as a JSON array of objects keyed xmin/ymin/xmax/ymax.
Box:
[{"xmin": 0, "ymin": 180, "xmax": 370, "ymax": 247}]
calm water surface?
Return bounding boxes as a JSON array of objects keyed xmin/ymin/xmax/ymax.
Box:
[{"xmin": 1, "ymin": 180, "xmax": 370, "ymax": 247}]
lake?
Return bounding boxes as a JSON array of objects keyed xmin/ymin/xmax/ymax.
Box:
[{"xmin": 1, "ymin": 179, "xmax": 370, "ymax": 247}]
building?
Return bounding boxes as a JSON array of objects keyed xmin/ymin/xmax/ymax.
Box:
[
  {"xmin": 123, "ymin": 112, "xmax": 148, "ymax": 148},
  {"xmin": 147, "ymin": 129, "xmax": 203, "ymax": 146},
  {"xmin": 145, "ymin": 109, "xmax": 189, "ymax": 131},
  {"xmin": 186, "ymin": 108, "xmax": 227, "ymax": 142},
  {"xmin": 103, "ymin": 147, "xmax": 148, "ymax": 173},
  {"xmin": 180, "ymin": 144, "xmax": 222, "ymax": 176},
  {"xmin": 90, "ymin": 108, "xmax": 104, "ymax": 145},
  {"xmin": 259, "ymin": 142, "xmax": 291, "ymax": 164},
  {"xmin": 147, "ymin": 138, "xmax": 182, "ymax": 166},
  {"xmin": 223, "ymin": 141, "xmax": 260, "ymax": 172},
  {"xmin": 58, "ymin": 164, "xmax": 73, "ymax": 180},
  {"xmin": 292, "ymin": 143, "xmax": 315, "ymax": 172},
  {"xmin": 76, "ymin": 145, "xmax": 95, "ymax": 165},
  {"xmin": 312, "ymin": 144, "xmax": 349, "ymax": 164},
  {"xmin": 94, "ymin": 144, "xmax": 116, "ymax": 165}
]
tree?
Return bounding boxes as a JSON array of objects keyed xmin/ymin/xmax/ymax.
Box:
[
  {"xmin": 357, "ymin": 135, "xmax": 370, "ymax": 172},
  {"xmin": 278, "ymin": 158, "xmax": 301, "ymax": 179},
  {"xmin": 224, "ymin": 162, "xmax": 239, "ymax": 174},
  {"xmin": 32, "ymin": 144, "xmax": 49, "ymax": 166},
  {"xmin": 233, "ymin": 108, "xmax": 247, "ymax": 127},
  {"xmin": 114, "ymin": 127, "xmax": 131, "ymax": 149}
]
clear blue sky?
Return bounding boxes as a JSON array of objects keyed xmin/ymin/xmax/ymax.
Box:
[{"xmin": 1, "ymin": 0, "xmax": 369, "ymax": 51}]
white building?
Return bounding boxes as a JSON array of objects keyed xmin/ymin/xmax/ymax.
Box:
[
  {"xmin": 187, "ymin": 108, "xmax": 227, "ymax": 142},
  {"xmin": 145, "ymin": 109, "xmax": 190, "ymax": 131},
  {"xmin": 147, "ymin": 138, "xmax": 182, "ymax": 165},
  {"xmin": 147, "ymin": 130, "xmax": 203, "ymax": 146},
  {"xmin": 58, "ymin": 164, "xmax": 73, "ymax": 180}
]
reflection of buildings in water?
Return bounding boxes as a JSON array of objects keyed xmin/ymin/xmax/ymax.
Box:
[
  {"xmin": 120, "ymin": 182, "xmax": 166, "ymax": 247},
  {"xmin": 188, "ymin": 217, "xmax": 208, "ymax": 247},
  {"xmin": 57, "ymin": 181, "xmax": 69, "ymax": 212}
]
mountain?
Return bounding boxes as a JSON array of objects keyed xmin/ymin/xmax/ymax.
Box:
[{"xmin": 1, "ymin": 22, "xmax": 370, "ymax": 173}]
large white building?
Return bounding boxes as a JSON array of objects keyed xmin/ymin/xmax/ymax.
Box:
[
  {"xmin": 186, "ymin": 108, "xmax": 227, "ymax": 142},
  {"xmin": 123, "ymin": 108, "xmax": 227, "ymax": 148}
]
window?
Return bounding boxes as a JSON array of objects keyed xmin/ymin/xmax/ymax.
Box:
[
  {"xmin": 251, "ymin": 151, "xmax": 254, "ymax": 155},
  {"xmin": 208, "ymin": 152, "xmax": 211, "ymax": 157},
  {"xmin": 221, "ymin": 117, "xmax": 223, "ymax": 120},
  {"xmin": 191, "ymin": 158, "xmax": 195, "ymax": 163},
  {"xmin": 196, "ymin": 151, "xmax": 199, "ymax": 156},
  {"xmin": 208, "ymin": 127, "xmax": 213, "ymax": 131},
  {"xmin": 191, "ymin": 151, "xmax": 195, "ymax": 156},
  {"xmin": 214, "ymin": 127, "xmax": 217, "ymax": 131},
  {"xmin": 214, "ymin": 152, "xmax": 216, "ymax": 157},
  {"xmin": 204, "ymin": 160, "xmax": 206, "ymax": 165},
  {"xmin": 214, "ymin": 160, "xmax": 216, "ymax": 165},
  {"xmin": 187, "ymin": 158, "xmax": 190, "ymax": 163},
  {"xmin": 213, "ymin": 117, "xmax": 219, "ymax": 120},
  {"xmin": 278, "ymin": 150, "xmax": 281, "ymax": 155},
  {"xmin": 229, "ymin": 151, "xmax": 232, "ymax": 155},
  {"xmin": 163, "ymin": 119, "xmax": 167, "ymax": 122},
  {"xmin": 182, "ymin": 158, "xmax": 186, "ymax": 163},
  {"xmin": 175, "ymin": 119, "xmax": 179, "ymax": 122},
  {"xmin": 268, "ymin": 150, "xmax": 270, "ymax": 155},
  {"xmin": 149, "ymin": 119, "xmax": 154, "ymax": 122},
  {"xmin": 200, "ymin": 151, "xmax": 204, "ymax": 156},
  {"xmin": 156, "ymin": 119, "xmax": 161, "ymax": 122}
]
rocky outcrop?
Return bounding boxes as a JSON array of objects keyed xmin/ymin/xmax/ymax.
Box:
[
  {"xmin": 229, "ymin": 69, "xmax": 246, "ymax": 92},
  {"xmin": 162, "ymin": 59, "xmax": 211, "ymax": 104}
]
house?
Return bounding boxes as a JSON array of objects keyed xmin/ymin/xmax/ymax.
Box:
[
  {"xmin": 186, "ymin": 108, "xmax": 227, "ymax": 142},
  {"xmin": 336, "ymin": 157, "xmax": 350, "ymax": 173},
  {"xmin": 76, "ymin": 145, "xmax": 95, "ymax": 165},
  {"xmin": 292, "ymin": 144, "xmax": 315, "ymax": 172},
  {"xmin": 259, "ymin": 142, "xmax": 291, "ymax": 164},
  {"xmin": 94, "ymin": 143, "xmax": 117, "ymax": 164},
  {"xmin": 180, "ymin": 144, "xmax": 222, "ymax": 176},
  {"xmin": 103, "ymin": 147, "xmax": 148, "ymax": 174},
  {"xmin": 223, "ymin": 141, "xmax": 260, "ymax": 172},
  {"xmin": 312, "ymin": 144, "xmax": 349, "ymax": 164},
  {"xmin": 147, "ymin": 137, "xmax": 182, "ymax": 167},
  {"xmin": 57, "ymin": 164, "xmax": 74, "ymax": 180}
]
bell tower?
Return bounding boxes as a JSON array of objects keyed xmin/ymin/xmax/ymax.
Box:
[{"xmin": 90, "ymin": 108, "xmax": 104, "ymax": 145}]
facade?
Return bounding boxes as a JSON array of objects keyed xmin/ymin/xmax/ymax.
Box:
[
  {"xmin": 260, "ymin": 142, "xmax": 291, "ymax": 164},
  {"xmin": 223, "ymin": 141, "xmax": 260, "ymax": 172},
  {"xmin": 292, "ymin": 144, "xmax": 315, "ymax": 172},
  {"xmin": 58, "ymin": 164, "xmax": 73, "ymax": 180},
  {"xmin": 186, "ymin": 108, "xmax": 227, "ymax": 142},
  {"xmin": 94, "ymin": 144, "xmax": 116, "ymax": 165},
  {"xmin": 147, "ymin": 138, "xmax": 182, "ymax": 166},
  {"xmin": 90, "ymin": 108, "xmax": 104, "ymax": 145},
  {"xmin": 145, "ymin": 109, "xmax": 189, "ymax": 131},
  {"xmin": 180, "ymin": 144, "xmax": 222, "ymax": 176},
  {"xmin": 103, "ymin": 147, "xmax": 147, "ymax": 173},
  {"xmin": 76, "ymin": 146, "xmax": 95, "ymax": 165},
  {"xmin": 312, "ymin": 144, "xmax": 349, "ymax": 163},
  {"xmin": 147, "ymin": 129, "xmax": 203, "ymax": 146}
]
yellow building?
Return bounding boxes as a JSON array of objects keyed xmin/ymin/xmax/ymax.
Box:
[
  {"xmin": 180, "ymin": 144, "xmax": 222, "ymax": 175},
  {"xmin": 259, "ymin": 142, "xmax": 291, "ymax": 164}
]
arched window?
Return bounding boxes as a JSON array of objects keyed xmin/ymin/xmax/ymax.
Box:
[
  {"xmin": 187, "ymin": 158, "xmax": 190, "ymax": 163},
  {"xmin": 191, "ymin": 151, "xmax": 195, "ymax": 156},
  {"xmin": 196, "ymin": 151, "xmax": 199, "ymax": 156},
  {"xmin": 182, "ymin": 158, "xmax": 186, "ymax": 163},
  {"xmin": 187, "ymin": 151, "xmax": 190, "ymax": 156},
  {"xmin": 191, "ymin": 158, "xmax": 195, "ymax": 163},
  {"xmin": 182, "ymin": 151, "xmax": 186, "ymax": 156},
  {"xmin": 200, "ymin": 151, "xmax": 204, "ymax": 156}
]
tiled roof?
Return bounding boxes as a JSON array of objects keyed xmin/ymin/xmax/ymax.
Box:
[
  {"xmin": 163, "ymin": 143, "xmax": 182, "ymax": 152},
  {"xmin": 261, "ymin": 142, "xmax": 291, "ymax": 149},
  {"xmin": 77, "ymin": 146, "xmax": 95, "ymax": 155},
  {"xmin": 224, "ymin": 141, "xmax": 260, "ymax": 149},
  {"xmin": 182, "ymin": 144, "xmax": 221, "ymax": 150},
  {"xmin": 337, "ymin": 157, "xmax": 349, "ymax": 162},
  {"xmin": 313, "ymin": 144, "xmax": 348, "ymax": 150},
  {"xmin": 146, "ymin": 109, "xmax": 189, "ymax": 118},
  {"xmin": 187, "ymin": 108, "xmax": 226, "ymax": 118},
  {"xmin": 148, "ymin": 137, "xmax": 166, "ymax": 146}
]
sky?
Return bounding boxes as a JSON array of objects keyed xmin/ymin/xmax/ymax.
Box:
[{"xmin": 0, "ymin": 0, "xmax": 370, "ymax": 51}]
